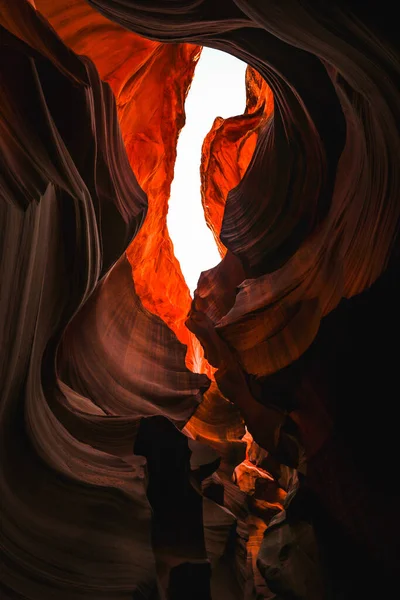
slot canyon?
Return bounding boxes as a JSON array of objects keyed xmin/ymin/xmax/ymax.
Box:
[{"xmin": 0, "ymin": 1, "xmax": 399, "ymax": 599}]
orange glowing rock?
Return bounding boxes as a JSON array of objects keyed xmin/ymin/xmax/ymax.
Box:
[
  {"xmin": 123, "ymin": 42, "xmax": 203, "ymax": 371},
  {"xmin": 35, "ymin": 0, "xmax": 205, "ymax": 370},
  {"xmin": 200, "ymin": 66, "xmax": 273, "ymax": 255},
  {"xmin": 246, "ymin": 515, "xmax": 270, "ymax": 597},
  {"xmin": 35, "ymin": 1, "xmax": 271, "ymax": 380},
  {"xmin": 3, "ymin": 1, "xmax": 400, "ymax": 598}
]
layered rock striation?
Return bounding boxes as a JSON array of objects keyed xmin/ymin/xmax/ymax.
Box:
[{"xmin": 1, "ymin": 1, "xmax": 399, "ymax": 599}]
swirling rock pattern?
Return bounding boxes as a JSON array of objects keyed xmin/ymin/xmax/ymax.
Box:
[
  {"xmin": 88, "ymin": 0, "xmax": 399, "ymax": 373},
  {"xmin": 200, "ymin": 66, "xmax": 273, "ymax": 257},
  {"xmin": 1, "ymin": 0, "xmax": 400, "ymax": 599},
  {"xmin": 34, "ymin": 0, "xmax": 206, "ymax": 373},
  {"xmin": 0, "ymin": 1, "xmax": 207, "ymax": 598}
]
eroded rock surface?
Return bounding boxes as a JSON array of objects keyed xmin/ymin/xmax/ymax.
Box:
[{"xmin": 1, "ymin": 1, "xmax": 399, "ymax": 599}]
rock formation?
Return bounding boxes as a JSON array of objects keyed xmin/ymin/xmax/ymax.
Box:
[{"xmin": 1, "ymin": 1, "xmax": 399, "ymax": 599}]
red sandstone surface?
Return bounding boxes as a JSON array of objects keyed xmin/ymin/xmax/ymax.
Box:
[{"xmin": 1, "ymin": 1, "xmax": 399, "ymax": 599}]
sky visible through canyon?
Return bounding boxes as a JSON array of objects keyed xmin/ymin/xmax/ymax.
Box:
[{"xmin": 167, "ymin": 47, "xmax": 247, "ymax": 295}]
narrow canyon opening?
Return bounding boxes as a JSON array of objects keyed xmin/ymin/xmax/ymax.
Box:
[{"xmin": 167, "ymin": 47, "xmax": 247, "ymax": 296}]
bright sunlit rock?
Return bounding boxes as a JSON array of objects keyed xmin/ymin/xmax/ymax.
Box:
[{"xmin": 167, "ymin": 47, "xmax": 247, "ymax": 296}]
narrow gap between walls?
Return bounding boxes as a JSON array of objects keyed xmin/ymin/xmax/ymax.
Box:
[{"xmin": 167, "ymin": 47, "xmax": 247, "ymax": 296}]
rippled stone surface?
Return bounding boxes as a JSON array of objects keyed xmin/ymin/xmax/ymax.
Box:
[{"xmin": 1, "ymin": 1, "xmax": 400, "ymax": 599}]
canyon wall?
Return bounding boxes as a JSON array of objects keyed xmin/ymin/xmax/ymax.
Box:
[{"xmin": 1, "ymin": 1, "xmax": 399, "ymax": 598}]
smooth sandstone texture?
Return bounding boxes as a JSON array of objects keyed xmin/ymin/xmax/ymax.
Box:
[
  {"xmin": 1, "ymin": 2, "xmax": 208, "ymax": 598},
  {"xmin": 88, "ymin": 0, "xmax": 399, "ymax": 373},
  {"xmin": 33, "ymin": 0, "xmax": 204, "ymax": 371},
  {"xmin": 1, "ymin": 1, "xmax": 400, "ymax": 599}
]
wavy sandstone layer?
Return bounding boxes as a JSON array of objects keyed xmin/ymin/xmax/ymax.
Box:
[{"xmin": 1, "ymin": 1, "xmax": 399, "ymax": 599}]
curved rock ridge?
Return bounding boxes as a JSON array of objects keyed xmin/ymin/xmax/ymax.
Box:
[
  {"xmin": 34, "ymin": 0, "xmax": 208, "ymax": 373},
  {"xmin": 58, "ymin": 255, "xmax": 209, "ymax": 433},
  {"xmin": 1, "ymin": 0, "xmax": 400, "ymax": 599},
  {"xmin": 34, "ymin": 1, "xmax": 272, "ymax": 379},
  {"xmin": 31, "ymin": 12, "xmax": 258, "ymax": 575},
  {"xmin": 0, "ymin": 1, "xmax": 210, "ymax": 598},
  {"xmin": 88, "ymin": 0, "xmax": 400, "ymax": 377},
  {"xmin": 200, "ymin": 66, "xmax": 273, "ymax": 257}
]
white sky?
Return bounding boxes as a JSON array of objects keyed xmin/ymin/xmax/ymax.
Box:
[{"xmin": 167, "ymin": 47, "xmax": 247, "ymax": 295}]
